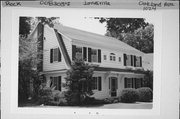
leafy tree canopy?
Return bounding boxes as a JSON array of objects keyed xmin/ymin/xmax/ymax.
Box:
[{"xmin": 97, "ymin": 18, "xmax": 149, "ymax": 34}]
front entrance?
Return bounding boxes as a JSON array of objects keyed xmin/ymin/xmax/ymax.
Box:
[{"xmin": 109, "ymin": 77, "xmax": 118, "ymax": 97}]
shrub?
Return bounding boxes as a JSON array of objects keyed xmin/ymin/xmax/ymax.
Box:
[
  {"xmin": 120, "ymin": 88, "xmax": 139, "ymax": 103},
  {"xmin": 38, "ymin": 87, "xmax": 53, "ymax": 105},
  {"xmin": 137, "ymin": 87, "xmax": 153, "ymax": 102}
]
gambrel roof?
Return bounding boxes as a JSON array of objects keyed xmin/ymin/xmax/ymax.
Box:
[{"xmin": 54, "ymin": 24, "xmax": 144, "ymax": 55}]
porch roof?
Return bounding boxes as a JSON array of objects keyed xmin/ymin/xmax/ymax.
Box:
[{"xmin": 94, "ymin": 67, "xmax": 146, "ymax": 74}]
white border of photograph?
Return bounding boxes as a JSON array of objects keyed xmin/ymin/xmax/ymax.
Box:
[{"xmin": 1, "ymin": 7, "xmax": 179, "ymax": 119}]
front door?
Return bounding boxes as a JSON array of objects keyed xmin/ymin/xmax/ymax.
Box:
[{"xmin": 109, "ymin": 77, "xmax": 118, "ymax": 97}]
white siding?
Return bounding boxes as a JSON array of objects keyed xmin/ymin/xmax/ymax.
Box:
[
  {"xmin": 43, "ymin": 25, "xmax": 67, "ymax": 71},
  {"xmin": 72, "ymin": 42, "xmax": 143, "ymax": 69}
]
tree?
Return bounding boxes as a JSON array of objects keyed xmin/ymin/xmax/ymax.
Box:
[
  {"xmin": 123, "ymin": 24, "xmax": 154, "ymax": 53},
  {"xmin": 18, "ymin": 17, "xmax": 59, "ymax": 103},
  {"xmin": 65, "ymin": 59, "xmax": 97, "ymax": 105},
  {"xmin": 98, "ymin": 18, "xmax": 149, "ymax": 35},
  {"xmin": 143, "ymin": 70, "xmax": 153, "ymax": 90}
]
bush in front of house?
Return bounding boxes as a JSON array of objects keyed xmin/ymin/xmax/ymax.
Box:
[
  {"xmin": 120, "ymin": 88, "xmax": 139, "ymax": 103},
  {"xmin": 38, "ymin": 87, "xmax": 53, "ymax": 105},
  {"xmin": 137, "ymin": 87, "xmax": 153, "ymax": 102}
]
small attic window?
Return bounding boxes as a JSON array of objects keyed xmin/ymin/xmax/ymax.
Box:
[{"xmin": 110, "ymin": 53, "xmax": 116, "ymax": 61}]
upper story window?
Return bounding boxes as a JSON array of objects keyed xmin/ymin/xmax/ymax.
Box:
[
  {"xmin": 119, "ymin": 57, "xmax": 121, "ymax": 62},
  {"xmin": 123, "ymin": 54, "xmax": 142, "ymax": 67},
  {"xmin": 91, "ymin": 49, "xmax": 98, "ymax": 62},
  {"xmin": 104, "ymin": 55, "xmax": 107, "ymax": 60},
  {"xmin": 50, "ymin": 48, "xmax": 61, "ymax": 63},
  {"xmin": 72, "ymin": 45, "xmax": 101, "ymax": 63},
  {"xmin": 75, "ymin": 46, "xmax": 83, "ymax": 60},
  {"xmin": 110, "ymin": 53, "xmax": 116, "ymax": 61}
]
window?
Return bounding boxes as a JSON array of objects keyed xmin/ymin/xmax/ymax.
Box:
[
  {"xmin": 104, "ymin": 55, "xmax": 107, "ymax": 60},
  {"xmin": 91, "ymin": 49, "xmax": 98, "ymax": 62},
  {"xmin": 92, "ymin": 77, "xmax": 102, "ymax": 91},
  {"xmin": 126, "ymin": 78, "xmax": 133, "ymax": 88},
  {"xmin": 53, "ymin": 48, "xmax": 58, "ymax": 61},
  {"xmin": 119, "ymin": 57, "xmax": 121, "ymax": 62},
  {"xmin": 50, "ymin": 48, "xmax": 61, "ymax": 63},
  {"xmin": 126, "ymin": 55, "xmax": 131, "ymax": 66},
  {"xmin": 125, "ymin": 78, "xmax": 143, "ymax": 89},
  {"xmin": 76, "ymin": 46, "xmax": 83, "ymax": 60},
  {"xmin": 50, "ymin": 76, "xmax": 61, "ymax": 91},
  {"xmin": 135, "ymin": 78, "xmax": 142, "ymax": 88},
  {"xmin": 110, "ymin": 53, "xmax": 116, "ymax": 61}
]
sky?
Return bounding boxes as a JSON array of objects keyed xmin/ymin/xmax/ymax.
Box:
[
  {"xmin": 58, "ymin": 17, "xmax": 153, "ymax": 36},
  {"xmin": 59, "ymin": 17, "xmax": 107, "ymax": 35}
]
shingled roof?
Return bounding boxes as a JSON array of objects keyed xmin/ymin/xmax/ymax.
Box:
[{"xmin": 54, "ymin": 24, "xmax": 144, "ymax": 55}]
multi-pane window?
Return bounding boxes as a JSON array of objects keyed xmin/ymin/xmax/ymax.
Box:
[
  {"xmin": 119, "ymin": 57, "xmax": 121, "ymax": 62},
  {"xmin": 135, "ymin": 78, "xmax": 142, "ymax": 88},
  {"xmin": 53, "ymin": 48, "xmax": 58, "ymax": 61},
  {"xmin": 136, "ymin": 56, "xmax": 141, "ymax": 67},
  {"xmin": 92, "ymin": 77, "xmax": 102, "ymax": 91},
  {"xmin": 126, "ymin": 78, "xmax": 133, "ymax": 88},
  {"xmin": 104, "ymin": 55, "xmax": 107, "ymax": 60},
  {"xmin": 91, "ymin": 49, "xmax": 98, "ymax": 62},
  {"xmin": 126, "ymin": 55, "xmax": 131, "ymax": 66},
  {"xmin": 76, "ymin": 46, "xmax": 83, "ymax": 60},
  {"xmin": 110, "ymin": 53, "xmax": 116, "ymax": 61},
  {"xmin": 50, "ymin": 76, "xmax": 61, "ymax": 91},
  {"xmin": 125, "ymin": 78, "xmax": 143, "ymax": 89},
  {"xmin": 50, "ymin": 48, "xmax": 61, "ymax": 63}
]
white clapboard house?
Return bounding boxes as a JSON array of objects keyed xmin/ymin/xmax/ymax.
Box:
[{"xmin": 29, "ymin": 23, "xmax": 146, "ymax": 99}]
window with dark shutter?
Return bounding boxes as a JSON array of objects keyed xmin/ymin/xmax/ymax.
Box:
[
  {"xmin": 134, "ymin": 55, "xmax": 136, "ymax": 67},
  {"xmin": 131, "ymin": 55, "xmax": 133, "ymax": 66},
  {"xmin": 140, "ymin": 56, "xmax": 142, "ymax": 67},
  {"xmin": 123, "ymin": 54, "xmax": 127, "ymax": 66},
  {"xmin": 50, "ymin": 49, "xmax": 53, "ymax": 63},
  {"xmin": 72, "ymin": 45, "xmax": 76, "ymax": 61},
  {"xmin": 58, "ymin": 48, "xmax": 61, "ymax": 62},
  {"xmin": 58, "ymin": 76, "xmax": 61, "ymax": 91},
  {"xmin": 88, "ymin": 48, "xmax": 91, "ymax": 62},
  {"xmin": 83, "ymin": 47, "xmax": 87, "ymax": 61},
  {"xmin": 98, "ymin": 49, "xmax": 101, "ymax": 63},
  {"xmin": 124, "ymin": 78, "xmax": 127, "ymax": 88},
  {"xmin": 98, "ymin": 77, "xmax": 102, "ymax": 91}
]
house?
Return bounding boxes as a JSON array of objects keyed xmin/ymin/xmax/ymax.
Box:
[{"xmin": 29, "ymin": 22, "xmax": 147, "ymax": 100}]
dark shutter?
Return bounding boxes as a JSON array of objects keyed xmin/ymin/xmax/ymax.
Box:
[
  {"xmin": 58, "ymin": 48, "xmax": 61, "ymax": 62},
  {"xmin": 131, "ymin": 55, "xmax": 133, "ymax": 66},
  {"xmin": 50, "ymin": 77, "xmax": 53, "ymax": 87},
  {"xmin": 109, "ymin": 78, "xmax": 111, "ymax": 89},
  {"xmin": 124, "ymin": 78, "xmax": 127, "ymax": 88},
  {"xmin": 134, "ymin": 55, "xmax": 136, "ymax": 67},
  {"xmin": 50, "ymin": 49, "xmax": 53, "ymax": 63},
  {"xmin": 132, "ymin": 78, "xmax": 134, "ymax": 88},
  {"xmin": 134, "ymin": 78, "xmax": 137, "ymax": 89},
  {"xmin": 115, "ymin": 79, "xmax": 118, "ymax": 89},
  {"xmin": 98, "ymin": 77, "xmax": 102, "ymax": 91},
  {"xmin": 88, "ymin": 48, "xmax": 92, "ymax": 62},
  {"xmin": 98, "ymin": 49, "xmax": 101, "ymax": 63},
  {"xmin": 83, "ymin": 47, "xmax": 87, "ymax": 61},
  {"xmin": 58, "ymin": 76, "xmax": 61, "ymax": 91},
  {"xmin": 140, "ymin": 56, "xmax": 142, "ymax": 67},
  {"xmin": 123, "ymin": 54, "xmax": 127, "ymax": 66},
  {"xmin": 72, "ymin": 45, "xmax": 76, "ymax": 61}
]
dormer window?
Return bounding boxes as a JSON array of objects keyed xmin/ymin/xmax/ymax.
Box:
[
  {"xmin": 75, "ymin": 46, "xmax": 83, "ymax": 60},
  {"xmin": 91, "ymin": 49, "xmax": 98, "ymax": 62},
  {"xmin": 110, "ymin": 53, "xmax": 116, "ymax": 61}
]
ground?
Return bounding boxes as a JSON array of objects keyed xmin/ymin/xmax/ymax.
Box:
[{"xmin": 19, "ymin": 102, "xmax": 153, "ymax": 109}]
